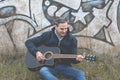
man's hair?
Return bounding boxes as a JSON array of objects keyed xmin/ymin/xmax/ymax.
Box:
[{"xmin": 54, "ymin": 17, "xmax": 68, "ymax": 25}]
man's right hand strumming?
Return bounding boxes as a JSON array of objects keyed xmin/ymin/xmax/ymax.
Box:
[{"xmin": 36, "ymin": 51, "xmax": 45, "ymax": 61}]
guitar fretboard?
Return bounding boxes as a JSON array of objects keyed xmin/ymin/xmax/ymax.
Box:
[{"xmin": 52, "ymin": 54, "xmax": 77, "ymax": 58}]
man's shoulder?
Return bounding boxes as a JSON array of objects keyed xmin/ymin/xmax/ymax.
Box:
[
  {"xmin": 67, "ymin": 34, "xmax": 77, "ymax": 42},
  {"xmin": 69, "ymin": 33, "xmax": 76, "ymax": 39},
  {"xmin": 42, "ymin": 30, "xmax": 53, "ymax": 35}
]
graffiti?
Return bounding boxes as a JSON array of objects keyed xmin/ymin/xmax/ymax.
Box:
[
  {"xmin": 0, "ymin": 14, "xmax": 37, "ymax": 30},
  {"xmin": 0, "ymin": 6, "xmax": 37, "ymax": 31},
  {"xmin": 41, "ymin": 0, "xmax": 115, "ymax": 45},
  {"xmin": 77, "ymin": 0, "xmax": 113, "ymax": 45},
  {"xmin": 0, "ymin": 0, "xmax": 5, "ymax": 2},
  {"xmin": 0, "ymin": 6, "xmax": 16, "ymax": 18},
  {"xmin": 117, "ymin": 1, "xmax": 120, "ymax": 33},
  {"xmin": 0, "ymin": 0, "xmax": 120, "ymax": 54}
]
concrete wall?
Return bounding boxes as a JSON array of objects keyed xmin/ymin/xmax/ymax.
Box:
[{"xmin": 0, "ymin": 0, "xmax": 120, "ymax": 56}]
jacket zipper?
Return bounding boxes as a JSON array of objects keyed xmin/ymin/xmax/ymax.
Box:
[{"xmin": 58, "ymin": 40, "xmax": 61, "ymax": 47}]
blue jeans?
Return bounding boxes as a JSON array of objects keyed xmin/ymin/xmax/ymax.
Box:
[{"xmin": 39, "ymin": 64, "xmax": 86, "ymax": 80}]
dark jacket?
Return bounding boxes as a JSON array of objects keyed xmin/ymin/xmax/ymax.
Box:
[{"xmin": 25, "ymin": 27, "xmax": 79, "ymax": 65}]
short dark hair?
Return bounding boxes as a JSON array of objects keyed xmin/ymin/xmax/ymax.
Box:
[{"xmin": 54, "ymin": 17, "xmax": 68, "ymax": 25}]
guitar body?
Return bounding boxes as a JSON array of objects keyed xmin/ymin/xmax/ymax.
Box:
[{"xmin": 25, "ymin": 45, "xmax": 60, "ymax": 71}]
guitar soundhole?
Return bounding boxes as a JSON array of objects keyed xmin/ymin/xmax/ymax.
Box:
[{"xmin": 44, "ymin": 51, "xmax": 53, "ymax": 60}]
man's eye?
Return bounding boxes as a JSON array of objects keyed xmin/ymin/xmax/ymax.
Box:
[{"xmin": 60, "ymin": 28, "xmax": 68, "ymax": 30}]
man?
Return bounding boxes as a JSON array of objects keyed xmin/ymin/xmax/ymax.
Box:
[{"xmin": 25, "ymin": 17, "xmax": 86, "ymax": 80}]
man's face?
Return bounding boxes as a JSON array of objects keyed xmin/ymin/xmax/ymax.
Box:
[{"xmin": 55, "ymin": 22, "xmax": 68, "ymax": 37}]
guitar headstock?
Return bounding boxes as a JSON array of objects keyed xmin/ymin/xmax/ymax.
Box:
[{"xmin": 85, "ymin": 54, "xmax": 96, "ymax": 62}]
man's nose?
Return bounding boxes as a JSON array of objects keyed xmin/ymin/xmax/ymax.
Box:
[{"xmin": 63, "ymin": 29, "xmax": 67, "ymax": 32}]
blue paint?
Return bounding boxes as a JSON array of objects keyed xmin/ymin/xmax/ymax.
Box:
[
  {"xmin": 85, "ymin": 0, "xmax": 104, "ymax": 7},
  {"xmin": 0, "ymin": 6, "xmax": 16, "ymax": 18}
]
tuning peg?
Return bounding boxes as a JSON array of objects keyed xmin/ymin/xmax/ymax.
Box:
[
  {"xmin": 92, "ymin": 55, "xmax": 96, "ymax": 61},
  {"xmin": 85, "ymin": 54, "xmax": 96, "ymax": 62}
]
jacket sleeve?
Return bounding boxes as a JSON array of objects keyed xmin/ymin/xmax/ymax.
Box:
[{"xmin": 25, "ymin": 32, "xmax": 49, "ymax": 57}]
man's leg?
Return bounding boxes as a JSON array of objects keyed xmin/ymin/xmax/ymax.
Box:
[
  {"xmin": 39, "ymin": 66, "xmax": 58, "ymax": 80},
  {"xmin": 55, "ymin": 64, "xmax": 86, "ymax": 80}
]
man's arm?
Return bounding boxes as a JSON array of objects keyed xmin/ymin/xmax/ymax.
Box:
[
  {"xmin": 25, "ymin": 32, "xmax": 49, "ymax": 57},
  {"xmin": 70, "ymin": 36, "xmax": 85, "ymax": 63},
  {"xmin": 25, "ymin": 36, "xmax": 43, "ymax": 57}
]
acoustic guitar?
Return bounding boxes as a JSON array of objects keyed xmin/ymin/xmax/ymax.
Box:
[{"xmin": 25, "ymin": 45, "xmax": 96, "ymax": 71}]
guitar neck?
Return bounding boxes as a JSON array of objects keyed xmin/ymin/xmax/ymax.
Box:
[
  {"xmin": 52, "ymin": 54, "xmax": 77, "ymax": 59},
  {"xmin": 51, "ymin": 54, "xmax": 96, "ymax": 62}
]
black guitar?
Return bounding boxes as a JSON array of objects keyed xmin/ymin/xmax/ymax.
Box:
[{"xmin": 25, "ymin": 45, "xmax": 96, "ymax": 71}]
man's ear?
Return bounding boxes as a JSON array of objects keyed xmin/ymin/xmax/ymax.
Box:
[
  {"xmin": 55, "ymin": 24, "xmax": 58, "ymax": 27},
  {"xmin": 54, "ymin": 25, "xmax": 57, "ymax": 30}
]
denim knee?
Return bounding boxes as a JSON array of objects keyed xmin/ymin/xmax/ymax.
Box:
[
  {"xmin": 76, "ymin": 70, "xmax": 86, "ymax": 80},
  {"xmin": 39, "ymin": 67, "xmax": 49, "ymax": 75}
]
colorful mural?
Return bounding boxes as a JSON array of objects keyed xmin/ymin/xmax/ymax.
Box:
[{"xmin": 0, "ymin": 0, "xmax": 120, "ymax": 54}]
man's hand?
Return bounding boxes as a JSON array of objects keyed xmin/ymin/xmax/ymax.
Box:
[
  {"xmin": 76, "ymin": 52, "xmax": 86, "ymax": 62},
  {"xmin": 36, "ymin": 51, "xmax": 45, "ymax": 61}
]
